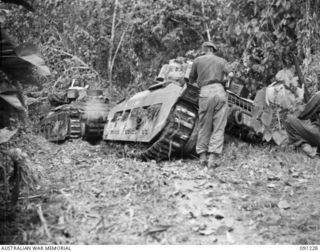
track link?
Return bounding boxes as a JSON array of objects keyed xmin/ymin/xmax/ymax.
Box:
[
  {"xmin": 137, "ymin": 101, "xmax": 197, "ymax": 161},
  {"xmin": 69, "ymin": 110, "xmax": 81, "ymax": 138}
]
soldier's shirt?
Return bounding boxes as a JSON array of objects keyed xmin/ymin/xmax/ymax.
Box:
[{"xmin": 189, "ymin": 54, "xmax": 227, "ymax": 87}]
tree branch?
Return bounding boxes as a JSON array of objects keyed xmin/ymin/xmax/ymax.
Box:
[{"xmin": 110, "ymin": 24, "xmax": 130, "ymax": 80}]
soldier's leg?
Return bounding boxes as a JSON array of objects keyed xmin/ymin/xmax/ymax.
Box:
[
  {"xmin": 299, "ymin": 92, "xmax": 320, "ymax": 120},
  {"xmin": 285, "ymin": 115, "xmax": 320, "ymax": 147},
  {"xmin": 196, "ymin": 97, "xmax": 214, "ymax": 155},
  {"xmin": 208, "ymin": 95, "xmax": 228, "ymax": 154}
]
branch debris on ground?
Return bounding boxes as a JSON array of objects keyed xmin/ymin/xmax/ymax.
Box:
[{"xmin": 1, "ymin": 134, "xmax": 320, "ymax": 244}]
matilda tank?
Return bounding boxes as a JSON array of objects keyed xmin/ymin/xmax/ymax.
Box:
[
  {"xmin": 103, "ymin": 58, "xmax": 198, "ymax": 160},
  {"xmin": 102, "ymin": 57, "xmax": 258, "ymax": 161},
  {"xmin": 40, "ymin": 89, "xmax": 109, "ymax": 142}
]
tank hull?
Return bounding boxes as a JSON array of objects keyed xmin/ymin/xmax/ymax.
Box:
[
  {"xmin": 40, "ymin": 92, "xmax": 109, "ymax": 142},
  {"xmin": 40, "ymin": 105, "xmax": 81, "ymax": 141},
  {"xmin": 103, "ymin": 82, "xmax": 199, "ymax": 160}
]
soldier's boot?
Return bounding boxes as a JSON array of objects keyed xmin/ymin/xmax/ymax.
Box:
[
  {"xmin": 301, "ymin": 143, "xmax": 317, "ymax": 158},
  {"xmin": 199, "ymin": 152, "xmax": 208, "ymax": 166},
  {"xmin": 208, "ymin": 152, "xmax": 222, "ymax": 170}
]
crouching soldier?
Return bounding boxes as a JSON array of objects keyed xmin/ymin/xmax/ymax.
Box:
[
  {"xmin": 285, "ymin": 92, "xmax": 320, "ymax": 158},
  {"xmin": 189, "ymin": 41, "xmax": 232, "ymax": 170}
]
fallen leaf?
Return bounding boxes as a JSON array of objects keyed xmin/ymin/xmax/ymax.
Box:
[
  {"xmin": 226, "ymin": 231, "xmax": 235, "ymax": 244},
  {"xmin": 198, "ymin": 228, "xmax": 216, "ymax": 236},
  {"xmin": 266, "ymin": 214, "xmax": 281, "ymax": 225},
  {"xmin": 63, "ymin": 158, "xmax": 72, "ymax": 164},
  {"xmin": 201, "ymin": 208, "xmax": 224, "ymax": 219},
  {"xmin": 278, "ymin": 200, "xmax": 290, "ymax": 210},
  {"xmin": 216, "ymin": 225, "xmax": 233, "ymax": 235},
  {"xmin": 240, "ymin": 195, "xmax": 249, "ymax": 201},
  {"xmin": 289, "ymin": 188, "xmax": 294, "ymax": 197},
  {"xmin": 241, "ymin": 163, "xmax": 250, "ymax": 169},
  {"xmin": 267, "ymin": 174, "xmax": 281, "ymax": 181},
  {"xmin": 292, "ymin": 172, "xmax": 300, "ymax": 178},
  {"xmin": 188, "ymin": 211, "xmax": 198, "ymax": 219},
  {"xmin": 211, "ymin": 174, "xmax": 227, "ymax": 183},
  {"xmin": 262, "ymin": 162, "xmax": 271, "ymax": 168},
  {"xmin": 311, "ymin": 210, "xmax": 320, "ymax": 218},
  {"xmin": 204, "ymin": 183, "xmax": 216, "ymax": 189},
  {"xmin": 215, "ymin": 213, "xmax": 224, "ymax": 220},
  {"xmin": 144, "ymin": 225, "xmax": 171, "ymax": 236},
  {"xmin": 192, "ymin": 226, "xmax": 200, "ymax": 232},
  {"xmin": 204, "ymin": 198, "xmax": 216, "ymax": 207}
]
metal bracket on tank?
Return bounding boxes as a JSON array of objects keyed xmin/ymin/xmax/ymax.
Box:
[{"xmin": 148, "ymin": 82, "xmax": 166, "ymax": 91}]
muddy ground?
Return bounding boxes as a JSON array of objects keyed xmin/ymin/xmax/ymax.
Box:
[{"xmin": 1, "ymin": 134, "xmax": 320, "ymax": 244}]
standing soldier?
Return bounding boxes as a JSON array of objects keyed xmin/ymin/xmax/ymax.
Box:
[{"xmin": 189, "ymin": 41, "xmax": 231, "ymax": 170}]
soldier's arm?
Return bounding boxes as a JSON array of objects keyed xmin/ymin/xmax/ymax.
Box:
[{"xmin": 188, "ymin": 60, "xmax": 198, "ymax": 84}]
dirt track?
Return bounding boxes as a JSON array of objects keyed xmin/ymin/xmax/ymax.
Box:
[{"xmin": 2, "ymin": 135, "xmax": 320, "ymax": 244}]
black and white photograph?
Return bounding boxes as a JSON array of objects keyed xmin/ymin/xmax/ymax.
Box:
[{"xmin": 0, "ymin": 0, "xmax": 319, "ymax": 248}]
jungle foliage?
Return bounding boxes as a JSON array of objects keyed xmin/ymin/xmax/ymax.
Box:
[
  {"xmin": 1, "ymin": 0, "xmax": 319, "ymax": 96},
  {"xmin": 1, "ymin": 1, "xmax": 320, "ymax": 243}
]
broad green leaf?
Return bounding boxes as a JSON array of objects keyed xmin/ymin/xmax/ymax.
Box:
[
  {"xmin": 272, "ymin": 130, "xmax": 288, "ymax": 145},
  {"xmin": 260, "ymin": 109, "xmax": 273, "ymax": 127},
  {"xmin": 252, "ymin": 119, "xmax": 265, "ymax": 134},
  {"xmin": 0, "ymin": 128, "xmax": 17, "ymax": 144},
  {"xmin": 15, "ymin": 43, "xmax": 51, "ymax": 76},
  {"xmin": 253, "ymin": 88, "xmax": 267, "ymax": 108},
  {"xmin": 1, "ymin": 30, "xmax": 50, "ymax": 85},
  {"xmin": 0, "ymin": 92, "xmax": 25, "ymax": 111},
  {"xmin": 263, "ymin": 129, "xmax": 272, "ymax": 142}
]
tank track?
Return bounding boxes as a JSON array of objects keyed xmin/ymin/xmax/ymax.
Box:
[
  {"xmin": 135, "ymin": 101, "xmax": 197, "ymax": 161},
  {"xmin": 69, "ymin": 110, "xmax": 81, "ymax": 138},
  {"xmin": 138, "ymin": 92, "xmax": 255, "ymax": 161}
]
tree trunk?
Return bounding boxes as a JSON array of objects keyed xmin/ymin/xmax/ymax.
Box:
[
  {"xmin": 201, "ymin": 0, "xmax": 211, "ymax": 42},
  {"xmin": 108, "ymin": 0, "xmax": 118, "ymax": 92}
]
